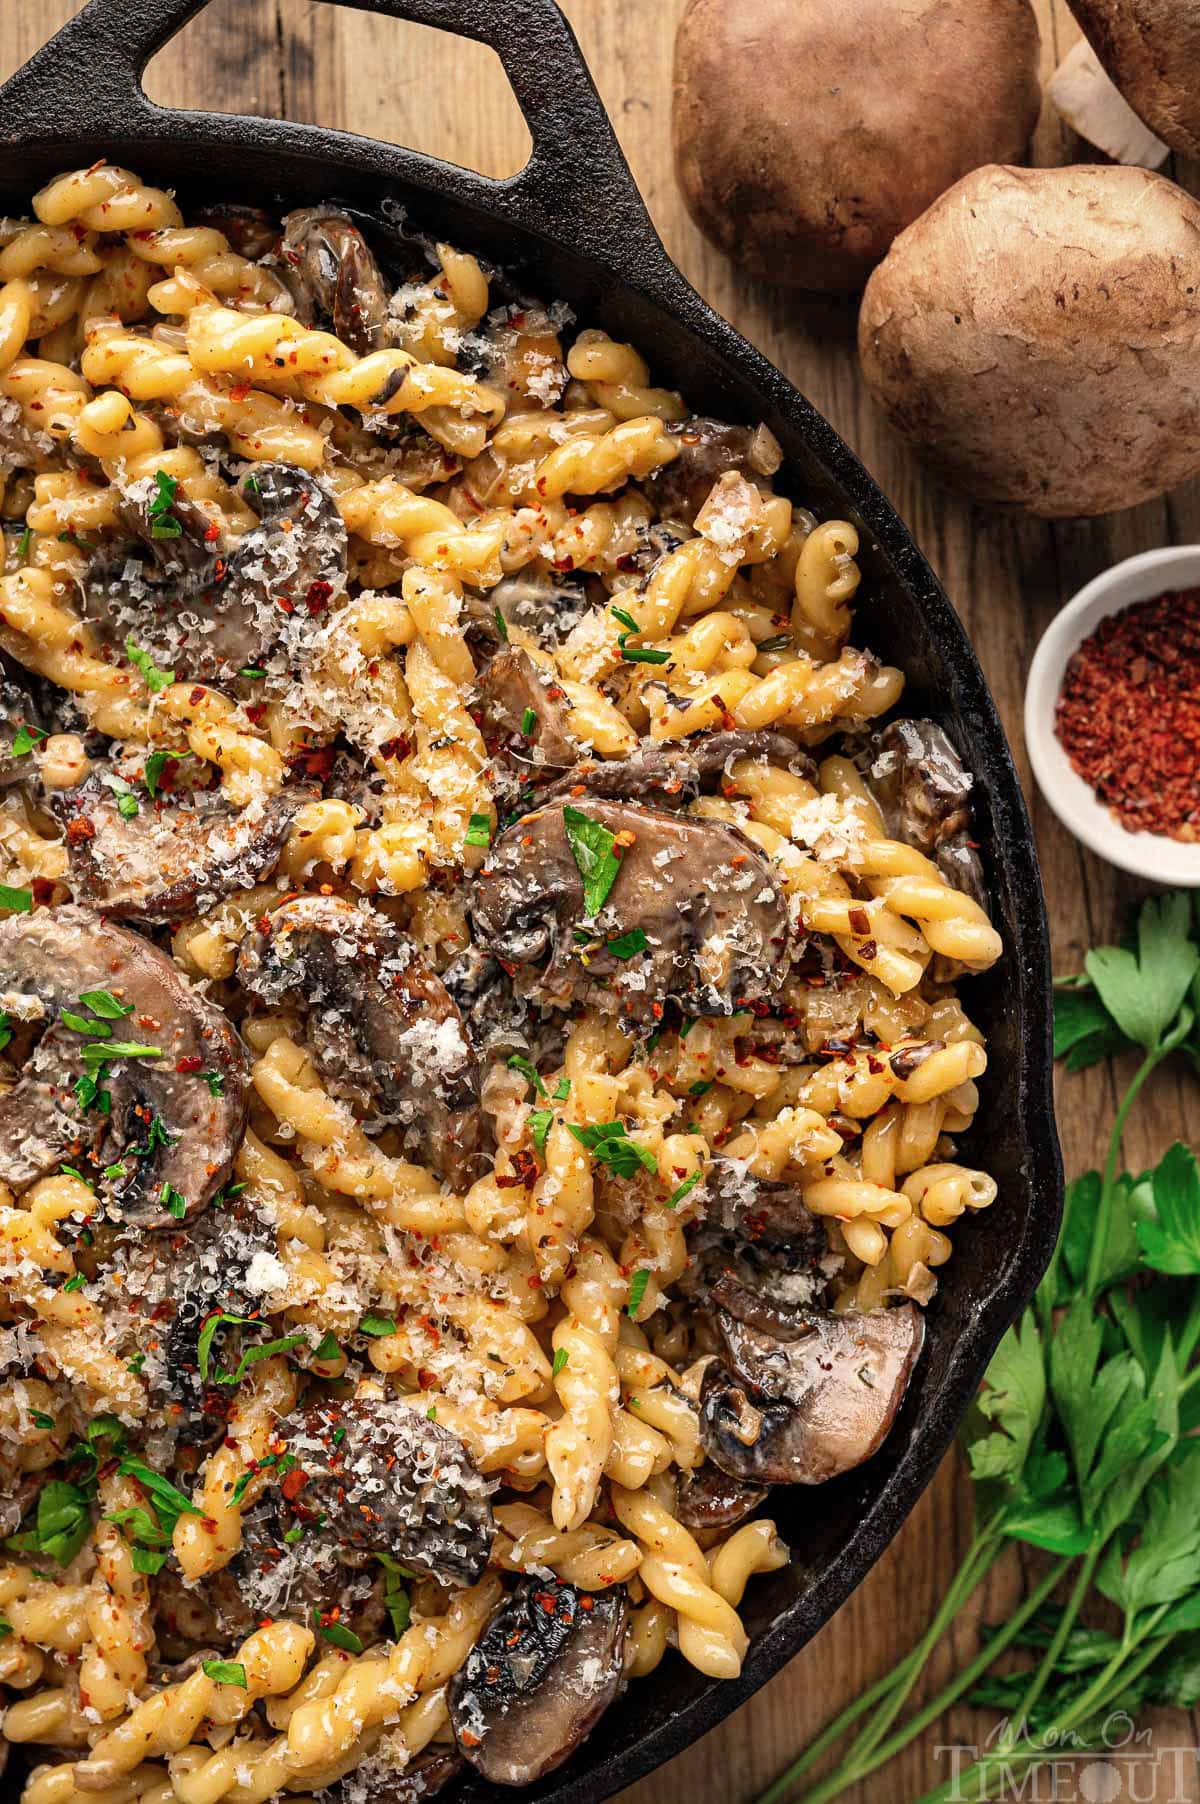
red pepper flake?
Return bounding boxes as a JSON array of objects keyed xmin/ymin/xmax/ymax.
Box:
[
  {"xmin": 280, "ymin": 1468, "xmax": 308, "ymax": 1502},
  {"xmin": 1055, "ymin": 587, "xmax": 1200, "ymax": 841},
  {"xmin": 304, "ymin": 580, "xmax": 334, "ymax": 615},
  {"xmin": 204, "ymin": 522, "xmax": 221, "ymax": 543},
  {"xmin": 65, "ymin": 817, "xmax": 96, "ymax": 846},
  {"xmin": 229, "ymin": 381, "xmax": 252, "ymax": 403},
  {"xmin": 176, "ymin": 1055, "xmax": 203, "ymax": 1073}
]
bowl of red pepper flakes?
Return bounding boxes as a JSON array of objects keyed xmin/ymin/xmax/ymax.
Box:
[{"xmin": 1025, "ymin": 545, "xmax": 1200, "ymax": 885}]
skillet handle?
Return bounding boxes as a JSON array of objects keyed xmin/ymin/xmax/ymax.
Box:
[{"xmin": 0, "ymin": 0, "xmax": 666, "ymax": 269}]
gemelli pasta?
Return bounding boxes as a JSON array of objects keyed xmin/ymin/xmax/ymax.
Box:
[{"xmin": 0, "ymin": 166, "xmax": 1002, "ymax": 1800}]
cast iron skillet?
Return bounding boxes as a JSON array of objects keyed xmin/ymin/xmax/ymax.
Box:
[{"xmin": 0, "ymin": 3, "xmax": 1062, "ymax": 1799}]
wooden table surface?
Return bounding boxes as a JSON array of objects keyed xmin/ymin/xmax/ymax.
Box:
[{"xmin": 4, "ymin": 3, "xmax": 1199, "ymax": 1800}]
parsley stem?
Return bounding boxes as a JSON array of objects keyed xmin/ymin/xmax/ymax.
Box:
[
  {"xmin": 755, "ymin": 1531, "xmax": 1001, "ymax": 1804},
  {"xmin": 994, "ymin": 1540, "xmax": 1100, "ymax": 1754},
  {"xmin": 787, "ymin": 1551, "xmax": 1072, "ymax": 1804},
  {"xmin": 1085, "ymin": 1046, "xmax": 1161, "ymax": 1299}
]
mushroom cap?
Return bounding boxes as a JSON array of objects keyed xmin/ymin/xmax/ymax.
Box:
[
  {"xmin": 449, "ymin": 1577, "xmax": 627, "ymax": 1785},
  {"xmin": 280, "ymin": 206, "xmax": 394, "ymax": 354},
  {"xmin": 673, "ymin": 0, "xmax": 1042, "ymax": 292},
  {"xmin": 470, "ymin": 797, "xmax": 792, "ymax": 1024},
  {"xmin": 1070, "ymin": 0, "xmax": 1200, "ymax": 160},
  {"xmin": 275, "ymin": 1392, "xmax": 495, "ymax": 1590},
  {"xmin": 0, "ymin": 906, "xmax": 247, "ymax": 1226},
  {"xmin": 701, "ymin": 1303, "xmax": 924, "ymax": 1484},
  {"xmin": 859, "ymin": 163, "xmax": 1200, "ymax": 516}
]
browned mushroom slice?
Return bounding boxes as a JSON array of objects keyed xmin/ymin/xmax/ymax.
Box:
[
  {"xmin": 0, "ymin": 906, "xmax": 248, "ymax": 1227},
  {"xmin": 540, "ymin": 729, "xmax": 812, "ymax": 811},
  {"xmin": 275, "ymin": 1394, "xmax": 495, "ymax": 1589},
  {"xmin": 675, "ymin": 1460, "xmax": 767, "ymax": 1533},
  {"xmin": 327, "ymin": 1748, "xmax": 464, "ymax": 1804},
  {"xmin": 449, "ymin": 1578, "xmax": 627, "ymax": 1785},
  {"xmin": 645, "ymin": 417, "xmax": 779, "ymax": 525},
  {"xmin": 700, "ymin": 1304, "xmax": 924, "ymax": 1485},
  {"xmin": 193, "ymin": 203, "xmax": 280, "ymax": 262},
  {"xmin": 863, "ymin": 718, "xmax": 987, "ymax": 902},
  {"xmin": 470, "ymin": 798, "xmax": 791, "ymax": 1025},
  {"xmin": 477, "ymin": 645, "xmax": 578, "ymax": 782},
  {"xmin": 237, "ymin": 893, "xmax": 487, "ymax": 1187},
  {"xmin": 53, "ymin": 776, "xmax": 305, "ymax": 923},
  {"xmin": 280, "ymin": 206, "xmax": 394, "ymax": 354},
  {"xmin": 484, "ymin": 572, "xmax": 594, "ymax": 647}
]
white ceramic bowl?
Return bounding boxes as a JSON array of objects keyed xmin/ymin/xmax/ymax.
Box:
[{"xmin": 1025, "ymin": 545, "xmax": 1200, "ymax": 885}]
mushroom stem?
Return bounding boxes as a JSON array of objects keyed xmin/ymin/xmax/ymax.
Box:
[{"xmin": 1048, "ymin": 37, "xmax": 1168, "ymax": 166}]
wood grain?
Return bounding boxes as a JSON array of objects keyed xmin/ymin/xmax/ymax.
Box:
[{"xmin": 3, "ymin": 3, "xmax": 1199, "ymax": 1799}]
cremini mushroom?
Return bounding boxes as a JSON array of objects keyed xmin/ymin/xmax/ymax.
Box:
[
  {"xmin": 449, "ymin": 1577, "xmax": 627, "ymax": 1785},
  {"xmin": 0, "ymin": 654, "xmax": 46, "ymax": 790},
  {"xmin": 700, "ymin": 1303, "xmax": 924, "ymax": 1484},
  {"xmin": 674, "ymin": 1460, "xmax": 768, "ymax": 1532},
  {"xmin": 280, "ymin": 205, "xmax": 394, "ymax": 353},
  {"xmin": 275, "ymin": 1392, "xmax": 496, "ymax": 1589},
  {"xmin": 856, "ymin": 718, "xmax": 988, "ymax": 917},
  {"xmin": 540, "ymin": 729, "xmax": 811, "ymax": 811},
  {"xmin": 470, "ymin": 797, "xmax": 792, "ymax": 1026},
  {"xmin": 673, "ymin": 0, "xmax": 1042, "ymax": 291},
  {"xmin": 1064, "ymin": 1, "xmax": 1200, "ymax": 161},
  {"xmin": 0, "ymin": 906, "xmax": 247, "ymax": 1226},
  {"xmin": 237, "ymin": 893, "xmax": 488, "ymax": 1187},
  {"xmin": 477, "ymin": 645, "xmax": 579, "ymax": 788},
  {"xmin": 53, "ymin": 775, "xmax": 306, "ymax": 923}
]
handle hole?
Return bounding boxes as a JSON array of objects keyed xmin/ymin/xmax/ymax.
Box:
[{"xmin": 142, "ymin": 0, "xmax": 531, "ymax": 178}]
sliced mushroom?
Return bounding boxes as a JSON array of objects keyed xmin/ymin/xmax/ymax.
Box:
[
  {"xmin": 680, "ymin": 1159, "xmax": 834, "ymax": 1319},
  {"xmin": 194, "ymin": 202, "xmax": 280, "ymax": 261},
  {"xmin": 540, "ymin": 729, "xmax": 812, "ymax": 810},
  {"xmin": 860, "ymin": 719, "xmax": 987, "ymax": 904},
  {"xmin": 700, "ymin": 1303, "xmax": 924, "ymax": 1485},
  {"xmin": 449, "ymin": 1577, "xmax": 627, "ymax": 1785},
  {"xmin": 275, "ymin": 1393, "xmax": 495, "ymax": 1588},
  {"xmin": 477, "ymin": 646, "xmax": 578, "ymax": 784},
  {"xmin": 645, "ymin": 418, "xmax": 778, "ymax": 525},
  {"xmin": 442, "ymin": 943, "xmax": 533, "ymax": 1062},
  {"xmin": 483, "ymin": 573, "xmax": 598, "ymax": 649},
  {"xmin": 674, "ymin": 1461, "xmax": 767, "ymax": 1533},
  {"xmin": 280, "ymin": 206, "xmax": 394, "ymax": 354},
  {"xmin": 237, "ymin": 894, "xmax": 487, "ymax": 1187},
  {"xmin": 53, "ymin": 776, "xmax": 305, "ymax": 923},
  {"xmin": 327, "ymin": 1748, "xmax": 464, "ymax": 1804},
  {"xmin": 470, "ymin": 798, "xmax": 791, "ymax": 1025},
  {"xmin": 0, "ymin": 906, "xmax": 248, "ymax": 1226},
  {"xmin": 86, "ymin": 464, "xmax": 346, "ymax": 684}
]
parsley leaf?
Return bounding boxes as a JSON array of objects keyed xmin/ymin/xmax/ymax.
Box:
[
  {"xmin": 528, "ymin": 1108, "xmax": 553, "ymax": 1154},
  {"xmin": 1085, "ymin": 892, "xmax": 1198, "ymax": 1052},
  {"xmin": 551, "ymin": 1346, "xmax": 569, "ymax": 1379},
  {"xmin": 464, "ymin": 812, "xmax": 492, "ymax": 848},
  {"xmin": 201, "ymin": 1659, "xmax": 247, "ymax": 1687},
  {"xmin": 607, "ymin": 927, "xmax": 648, "ymax": 959},
  {"xmin": 359, "ymin": 1313, "xmax": 397, "ymax": 1338},
  {"xmin": 311, "ymin": 1610, "xmax": 363, "ymax": 1654},
  {"xmin": 1053, "ymin": 985, "xmax": 1134, "ymax": 1071},
  {"xmin": 6, "ymin": 1480, "xmax": 92, "ymax": 1566},
  {"xmin": 125, "ymin": 634, "xmax": 174, "ymax": 694},
  {"xmin": 0, "ymin": 884, "xmax": 33, "ymax": 914},
  {"xmin": 508, "ymin": 1052, "xmax": 546, "ymax": 1097},
  {"xmin": 562, "ymin": 804, "xmax": 623, "ymax": 918},
  {"xmin": 965, "ymin": 1314, "xmax": 1045, "ymax": 1486},
  {"xmin": 78, "ymin": 990, "xmax": 133, "ymax": 1020},
  {"xmin": 627, "ymin": 1269, "xmax": 651, "ymax": 1316},
  {"xmin": 148, "ymin": 469, "xmax": 182, "ymax": 540},
  {"xmin": 567, "ymin": 1120, "xmax": 657, "ymax": 1178}
]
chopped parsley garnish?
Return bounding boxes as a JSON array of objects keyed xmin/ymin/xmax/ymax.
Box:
[
  {"xmin": 230, "ymin": 1451, "xmax": 297, "ymax": 1507},
  {"xmin": 126, "ymin": 1353, "xmax": 146, "ymax": 1375},
  {"xmin": 758, "ymin": 633, "xmax": 793, "ymax": 654},
  {"xmin": 359, "ymin": 1314, "xmax": 398, "ymax": 1338},
  {"xmin": 620, "ymin": 643, "xmax": 671, "ymax": 665},
  {"xmin": 0, "ymin": 1616, "xmax": 10, "ymax": 1639},
  {"xmin": 551, "ymin": 1347, "xmax": 569, "ymax": 1379},
  {"xmin": 507, "ymin": 1052, "xmax": 546, "ymax": 1097},
  {"xmin": 627, "ymin": 1269, "xmax": 651, "ymax": 1316},
  {"xmin": 375, "ymin": 1553, "xmax": 412, "ymax": 1640},
  {"xmin": 0, "ymin": 884, "xmax": 32, "ymax": 914},
  {"xmin": 5, "ymin": 1479, "xmax": 91, "ymax": 1566},
  {"xmin": 132, "ymin": 1546, "xmax": 167, "ymax": 1575},
  {"xmin": 666, "ymin": 1171, "xmax": 702, "ymax": 1209},
  {"xmin": 125, "ymin": 634, "xmax": 174, "ymax": 694},
  {"xmin": 689, "ymin": 1080, "xmax": 713, "ymax": 1097},
  {"xmin": 238, "ymin": 667, "xmax": 265, "ymax": 679},
  {"xmin": 78, "ymin": 990, "xmax": 133, "ymax": 1021},
  {"xmin": 143, "ymin": 748, "xmax": 185, "ymax": 798},
  {"xmin": 566, "ymin": 1120, "xmax": 657, "ymax": 1178},
  {"xmin": 160, "ymin": 1183, "xmax": 187, "ymax": 1220},
  {"xmin": 148, "ymin": 469, "xmax": 182, "ymax": 540},
  {"xmin": 464, "ymin": 812, "xmax": 492, "ymax": 848},
  {"xmin": 562, "ymin": 804, "xmax": 623, "ymax": 918},
  {"xmin": 62, "ymin": 1273, "xmax": 85, "ymax": 1292},
  {"xmin": 117, "ymin": 792, "xmax": 139, "ymax": 819},
  {"xmin": 201, "ymin": 1070, "xmax": 224, "ymax": 1097},
  {"xmin": 10, "ymin": 723, "xmax": 45, "ymax": 757},
  {"xmin": 197, "ymin": 1313, "xmax": 305, "ymax": 1386},
  {"xmin": 0, "ymin": 1012, "xmax": 10, "ymax": 1053},
  {"xmin": 58, "ymin": 1165, "xmax": 93, "ymax": 1185},
  {"xmin": 493, "ymin": 606, "xmax": 509, "ymax": 641},
  {"xmin": 607, "ymin": 928, "xmax": 648, "ymax": 959},
  {"xmin": 30, "ymin": 1410, "xmax": 54, "ymax": 1430},
  {"xmin": 610, "ymin": 606, "xmax": 639, "ymax": 635},
  {"xmin": 283, "ymin": 1525, "xmax": 304, "ymax": 1544},
  {"xmin": 201, "ymin": 1659, "xmax": 247, "ymax": 1687},
  {"xmin": 75, "ymin": 1072, "xmax": 111, "ymax": 1113},
  {"xmin": 552, "ymin": 1077, "xmax": 571, "ymax": 1101},
  {"xmin": 16, "ymin": 527, "xmax": 31, "ymax": 562},
  {"xmin": 311, "ymin": 1611, "xmax": 363, "ymax": 1654},
  {"xmin": 81, "ymin": 1040, "xmax": 162, "ymax": 1068},
  {"xmin": 61, "ymin": 1010, "xmax": 111, "ymax": 1038},
  {"xmin": 117, "ymin": 1457, "xmax": 203, "ymax": 1524},
  {"xmin": 520, "ymin": 706, "xmax": 536, "ymax": 737},
  {"xmin": 314, "ymin": 1330, "xmax": 341, "ymax": 1364},
  {"xmin": 528, "ymin": 1108, "xmax": 553, "ymax": 1155}
]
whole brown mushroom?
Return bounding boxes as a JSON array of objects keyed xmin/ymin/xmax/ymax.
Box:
[
  {"xmin": 1068, "ymin": 0, "xmax": 1200, "ymax": 160},
  {"xmin": 858, "ymin": 163, "xmax": 1200, "ymax": 517},
  {"xmin": 672, "ymin": 0, "xmax": 1042, "ymax": 293}
]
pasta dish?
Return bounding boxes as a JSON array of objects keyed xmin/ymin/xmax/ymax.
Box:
[{"xmin": 0, "ymin": 166, "xmax": 1002, "ymax": 1801}]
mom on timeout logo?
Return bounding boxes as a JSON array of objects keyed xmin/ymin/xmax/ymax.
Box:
[{"xmin": 934, "ymin": 1713, "xmax": 1200, "ymax": 1801}]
